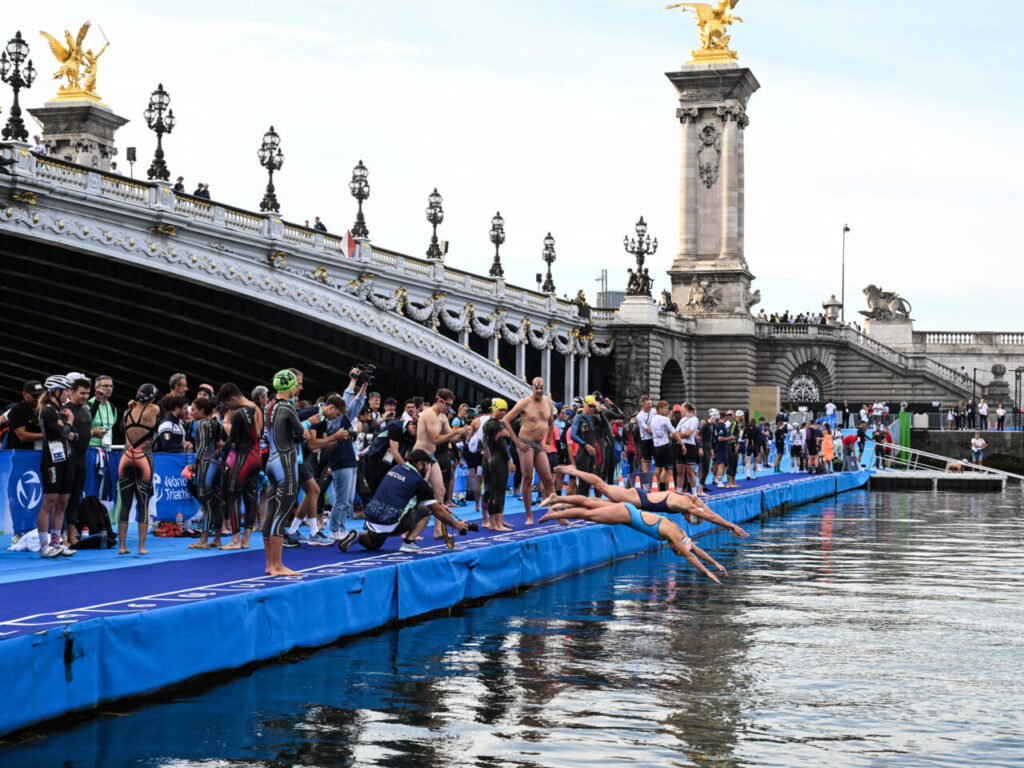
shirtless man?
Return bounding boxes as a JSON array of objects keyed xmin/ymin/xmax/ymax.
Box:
[
  {"xmin": 541, "ymin": 465, "xmax": 750, "ymax": 540},
  {"xmin": 503, "ymin": 377, "xmax": 555, "ymax": 525},
  {"xmin": 413, "ymin": 388, "xmax": 470, "ymax": 536}
]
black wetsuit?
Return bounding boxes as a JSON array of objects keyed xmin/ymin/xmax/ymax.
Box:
[
  {"xmin": 264, "ymin": 398, "xmax": 305, "ymax": 538},
  {"xmin": 698, "ymin": 421, "xmax": 714, "ymax": 486},
  {"xmin": 483, "ymin": 417, "xmax": 510, "ymax": 518},
  {"xmin": 223, "ymin": 405, "xmax": 261, "ymax": 534},
  {"xmin": 39, "ymin": 400, "xmax": 72, "ymax": 495},
  {"xmin": 193, "ymin": 417, "xmax": 225, "ymax": 534}
]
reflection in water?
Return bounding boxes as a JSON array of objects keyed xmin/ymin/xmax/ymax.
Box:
[{"xmin": 5, "ymin": 489, "xmax": 1024, "ymax": 768}]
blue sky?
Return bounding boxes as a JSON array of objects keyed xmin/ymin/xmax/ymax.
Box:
[{"xmin": 13, "ymin": 1, "xmax": 1024, "ymax": 329}]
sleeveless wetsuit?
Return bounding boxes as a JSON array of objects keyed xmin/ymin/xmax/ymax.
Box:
[
  {"xmin": 223, "ymin": 405, "xmax": 261, "ymax": 533},
  {"xmin": 119, "ymin": 405, "xmax": 157, "ymax": 525},
  {"xmin": 263, "ymin": 398, "xmax": 305, "ymax": 538},
  {"xmin": 193, "ymin": 417, "xmax": 225, "ymax": 534}
]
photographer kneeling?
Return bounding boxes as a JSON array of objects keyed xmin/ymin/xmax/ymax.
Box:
[{"xmin": 338, "ymin": 449, "xmax": 467, "ymax": 553}]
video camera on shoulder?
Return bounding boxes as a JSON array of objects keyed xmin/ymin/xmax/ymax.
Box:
[{"xmin": 351, "ymin": 363, "xmax": 376, "ymax": 387}]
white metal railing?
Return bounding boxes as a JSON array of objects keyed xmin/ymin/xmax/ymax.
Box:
[
  {"xmin": 225, "ymin": 207, "xmax": 262, "ymax": 233},
  {"xmin": 404, "ymin": 259, "xmax": 431, "ymax": 277},
  {"xmin": 324, "ymin": 235, "xmax": 344, "ymax": 254},
  {"xmin": 100, "ymin": 175, "xmax": 148, "ymax": 204},
  {"xmin": 443, "ymin": 268, "xmax": 466, "ymax": 286},
  {"xmin": 174, "ymin": 194, "xmax": 215, "ymax": 220},
  {"xmin": 35, "ymin": 157, "xmax": 87, "ymax": 188},
  {"xmin": 883, "ymin": 443, "xmax": 1024, "ymax": 486},
  {"xmin": 528, "ymin": 293, "xmax": 548, "ymax": 309},
  {"xmin": 283, "ymin": 225, "xmax": 315, "ymax": 245},
  {"xmin": 371, "ymin": 249, "xmax": 397, "ymax": 269},
  {"xmin": 504, "ymin": 286, "xmax": 523, "ymax": 301},
  {"xmin": 471, "ymin": 276, "xmax": 493, "ymax": 294}
]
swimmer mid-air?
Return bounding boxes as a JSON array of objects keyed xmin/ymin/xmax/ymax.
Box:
[
  {"xmin": 541, "ymin": 465, "xmax": 750, "ymax": 539},
  {"xmin": 539, "ymin": 500, "xmax": 727, "ymax": 584}
]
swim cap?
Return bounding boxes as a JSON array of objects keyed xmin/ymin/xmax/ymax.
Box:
[
  {"xmin": 492, "ymin": 398, "xmax": 509, "ymax": 411},
  {"xmin": 584, "ymin": 395, "xmax": 597, "ymax": 405},
  {"xmin": 136, "ymin": 383, "xmax": 158, "ymax": 402},
  {"xmin": 272, "ymin": 369, "xmax": 298, "ymax": 393}
]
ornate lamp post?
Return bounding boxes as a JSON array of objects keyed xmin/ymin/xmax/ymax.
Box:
[
  {"xmin": 0, "ymin": 32, "xmax": 36, "ymax": 142},
  {"xmin": 425, "ymin": 188, "xmax": 444, "ymax": 260},
  {"xmin": 143, "ymin": 83, "xmax": 175, "ymax": 181},
  {"xmin": 623, "ymin": 215, "xmax": 658, "ymax": 296},
  {"xmin": 541, "ymin": 232, "xmax": 557, "ymax": 294},
  {"xmin": 257, "ymin": 126, "xmax": 284, "ymax": 213},
  {"xmin": 348, "ymin": 159, "xmax": 370, "ymax": 238},
  {"xmin": 489, "ymin": 211, "xmax": 505, "ymax": 277}
]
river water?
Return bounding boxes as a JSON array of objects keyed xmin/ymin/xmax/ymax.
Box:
[{"xmin": 4, "ymin": 488, "xmax": 1023, "ymax": 768}]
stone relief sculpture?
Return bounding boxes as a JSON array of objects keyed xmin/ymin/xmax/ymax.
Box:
[
  {"xmin": 686, "ymin": 277, "xmax": 720, "ymax": 311},
  {"xmin": 660, "ymin": 289, "xmax": 678, "ymax": 314},
  {"xmin": 697, "ymin": 123, "xmax": 721, "ymax": 189},
  {"xmin": 615, "ymin": 333, "xmax": 650, "ymax": 414},
  {"xmin": 861, "ymin": 284, "xmax": 912, "ymax": 321},
  {"xmin": 742, "ymin": 287, "xmax": 761, "ymax": 311}
]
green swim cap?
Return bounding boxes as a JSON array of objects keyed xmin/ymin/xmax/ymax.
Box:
[{"xmin": 272, "ymin": 369, "xmax": 298, "ymax": 393}]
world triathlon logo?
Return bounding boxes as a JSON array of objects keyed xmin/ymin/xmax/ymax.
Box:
[
  {"xmin": 16, "ymin": 471, "xmax": 42, "ymax": 510},
  {"xmin": 152, "ymin": 472, "xmax": 163, "ymax": 505}
]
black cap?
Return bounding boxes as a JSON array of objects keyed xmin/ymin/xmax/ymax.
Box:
[
  {"xmin": 384, "ymin": 397, "xmax": 397, "ymax": 405},
  {"xmin": 23, "ymin": 380, "xmax": 44, "ymax": 396},
  {"xmin": 406, "ymin": 449, "xmax": 433, "ymax": 465}
]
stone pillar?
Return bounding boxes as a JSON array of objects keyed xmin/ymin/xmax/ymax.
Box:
[
  {"xmin": 488, "ymin": 335, "xmax": 499, "ymax": 364},
  {"xmin": 515, "ymin": 343, "xmax": 526, "ymax": 379},
  {"xmin": 27, "ymin": 101, "xmax": 129, "ymax": 171},
  {"xmin": 541, "ymin": 347, "xmax": 552, "ymax": 390},
  {"xmin": 460, "ymin": 328, "xmax": 470, "ymax": 348},
  {"xmin": 579, "ymin": 355, "xmax": 590, "ymax": 396},
  {"xmin": 564, "ymin": 353, "xmax": 576, "ymax": 403},
  {"xmin": 666, "ymin": 66, "xmax": 760, "ymax": 316}
]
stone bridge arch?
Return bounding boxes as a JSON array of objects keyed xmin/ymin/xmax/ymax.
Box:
[
  {"xmin": 661, "ymin": 359, "xmax": 686, "ymax": 405},
  {"xmin": 774, "ymin": 346, "xmax": 836, "ymax": 403}
]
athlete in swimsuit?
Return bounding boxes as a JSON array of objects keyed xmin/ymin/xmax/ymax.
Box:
[
  {"xmin": 503, "ymin": 378, "xmax": 555, "ymax": 525},
  {"xmin": 482, "ymin": 399, "xmax": 515, "ymax": 530},
  {"xmin": 539, "ymin": 500, "xmax": 726, "ymax": 583},
  {"xmin": 217, "ymin": 382, "xmax": 264, "ymax": 550},
  {"xmin": 542, "ymin": 465, "xmax": 749, "ymax": 539},
  {"xmin": 118, "ymin": 383, "xmax": 160, "ymax": 555},
  {"xmin": 263, "ymin": 370, "xmax": 309, "ymax": 575},
  {"xmin": 187, "ymin": 397, "xmax": 226, "ymax": 550}
]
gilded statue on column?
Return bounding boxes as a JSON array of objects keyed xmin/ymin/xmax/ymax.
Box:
[
  {"xmin": 666, "ymin": 0, "xmax": 742, "ymax": 64},
  {"xmin": 39, "ymin": 21, "xmax": 109, "ymax": 104}
]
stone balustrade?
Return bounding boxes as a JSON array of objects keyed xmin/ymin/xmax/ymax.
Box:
[{"xmin": 915, "ymin": 331, "xmax": 1024, "ymax": 347}]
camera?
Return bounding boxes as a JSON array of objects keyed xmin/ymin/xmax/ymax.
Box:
[
  {"xmin": 460, "ymin": 522, "xmax": 480, "ymax": 535},
  {"xmin": 351, "ymin": 363, "xmax": 376, "ymax": 388}
]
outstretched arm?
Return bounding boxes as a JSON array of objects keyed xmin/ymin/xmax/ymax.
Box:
[
  {"xmin": 676, "ymin": 496, "xmax": 749, "ymax": 538},
  {"xmin": 678, "ymin": 545, "xmax": 721, "ymax": 584},
  {"xmin": 690, "ymin": 542, "xmax": 727, "ymax": 576}
]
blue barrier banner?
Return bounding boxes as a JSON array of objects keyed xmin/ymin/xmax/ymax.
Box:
[{"xmin": 2, "ymin": 449, "xmax": 200, "ymax": 532}]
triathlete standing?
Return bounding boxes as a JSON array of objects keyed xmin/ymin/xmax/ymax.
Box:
[
  {"xmin": 217, "ymin": 382, "xmax": 263, "ymax": 550},
  {"xmin": 118, "ymin": 383, "xmax": 160, "ymax": 555}
]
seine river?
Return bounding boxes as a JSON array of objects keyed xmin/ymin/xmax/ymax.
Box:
[{"xmin": 4, "ymin": 488, "xmax": 1023, "ymax": 768}]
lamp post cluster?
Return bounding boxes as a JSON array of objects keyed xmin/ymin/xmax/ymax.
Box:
[
  {"xmin": 541, "ymin": 232, "xmax": 557, "ymax": 294},
  {"xmin": 349, "ymin": 160, "xmax": 370, "ymax": 238},
  {"xmin": 489, "ymin": 212, "xmax": 505, "ymax": 277},
  {"xmin": 623, "ymin": 215, "xmax": 657, "ymax": 296},
  {"xmin": 0, "ymin": 31, "xmax": 36, "ymax": 142},
  {"xmin": 425, "ymin": 188, "xmax": 444, "ymax": 260},
  {"xmin": 143, "ymin": 83, "xmax": 175, "ymax": 181},
  {"xmin": 257, "ymin": 126, "xmax": 284, "ymax": 213}
]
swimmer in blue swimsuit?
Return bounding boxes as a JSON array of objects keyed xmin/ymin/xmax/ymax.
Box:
[
  {"xmin": 541, "ymin": 465, "xmax": 749, "ymax": 540},
  {"xmin": 539, "ymin": 500, "xmax": 727, "ymax": 583}
]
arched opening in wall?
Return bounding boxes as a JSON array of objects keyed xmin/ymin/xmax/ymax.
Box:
[
  {"xmin": 787, "ymin": 366, "xmax": 822, "ymax": 404},
  {"xmin": 661, "ymin": 359, "xmax": 685, "ymax": 405}
]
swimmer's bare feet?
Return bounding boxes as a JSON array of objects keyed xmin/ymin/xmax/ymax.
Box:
[
  {"xmin": 220, "ymin": 540, "xmax": 242, "ymax": 550},
  {"xmin": 524, "ymin": 515, "xmax": 534, "ymax": 526},
  {"xmin": 118, "ymin": 547, "xmax": 130, "ymax": 555},
  {"xmin": 266, "ymin": 565, "xmax": 299, "ymax": 576},
  {"xmin": 138, "ymin": 547, "xmax": 149, "ymax": 555},
  {"xmin": 188, "ymin": 541, "xmax": 212, "ymax": 549},
  {"xmin": 539, "ymin": 493, "xmax": 561, "ymax": 508}
]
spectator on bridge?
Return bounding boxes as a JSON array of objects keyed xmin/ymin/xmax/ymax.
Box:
[
  {"xmin": 5, "ymin": 380, "xmax": 45, "ymax": 450},
  {"xmin": 946, "ymin": 405, "xmax": 954, "ymax": 431},
  {"xmin": 173, "ymin": 176, "xmax": 185, "ymax": 193},
  {"xmin": 314, "ymin": 216, "xmax": 327, "ymax": 232},
  {"xmin": 193, "ymin": 182, "xmax": 207, "ymax": 198},
  {"xmin": 978, "ymin": 399, "xmax": 989, "ymax": 430},
  {"xmin": 970, "ymin": 432, "xmax": 986, "ymax": 467},
  {"xmin": 31, "ymin": 135, "xmax": 47, "ymax": 155},
  {"xmin": 996, "ymin": 403, "xmax": 1006, "ymax": 430},
  {"xmin": 110, "ymin": 162, "xmax": 122, "ymax": 176},
  {"xmin": 955, "ymin": 401, "xmax": 965, "ymax": 430},
  {"xmin": 967, "ymin": 399, "xmax": 978, "ymax": 430}
]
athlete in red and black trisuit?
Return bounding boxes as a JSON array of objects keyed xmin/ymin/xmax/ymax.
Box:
[
  {"xmin": 118, "ymin": 383, "xmax": 160, "ymax": 555},
  {"xmin": 188, "ymin": 398, "xmax": 226, "ymax": 549},
  {"xmin": 218, "ymin": 382, "xmax": 263, "ymax": 550}
]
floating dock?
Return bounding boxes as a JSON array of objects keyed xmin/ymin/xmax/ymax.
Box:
[
  {"xmin": 0, "ymin": 470, "xmax": 870, "ymax": 737},
  {"xmin": 868, "ymin": 470, "xmax": 1006, "ymax": 491}
]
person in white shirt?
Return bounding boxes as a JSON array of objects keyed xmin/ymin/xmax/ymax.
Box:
[
  {"xmin": 787, "ymin": 423, "xmax": 805, "ymax": 472},
  {"xmin": 872, "ymin": 401, "xmax": 885, "ymax": 427},
  {"xmin": 649, "ymin": 400, "xmax": 679, "ymax": 489},
  {"xmin": 996, "ymin": 404, "xmax": 1006, "ymax": 431},
  {"xmin": 824, "ymin": 399, "xmax": 837, "ymax": 430},
  {"xmin": 859, "ymin": 405, "xmax": 869, "ymax": 425},
  {"xmin": 970, "ymin": 433, "xmax": 986, "ymax": 466},
  {"xmin": 978, "ymin": 399, "xmax": 989, "ymax": 430},
  {"xmin": 674, "ymin": 402, "xmax": 700, "ymax": 495},
  {"xmin": 31, "ymin": 135, "xmax": 47, "ymax": 155},
  {"xmin": 946, "ymin": 406, "xmax": 955, "ymax": 430},
  {"xmin": 635, "ymin": 396, "xmax": 655, "ymax": 473}
]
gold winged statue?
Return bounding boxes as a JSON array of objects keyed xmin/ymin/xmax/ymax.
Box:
[
  {"xmin": 39, "ymin": 22, "xmax": 108, "ymax": 103},
  {"xmin": 666, "ymin": 0, "xmax": 743, "ymax": 63}
]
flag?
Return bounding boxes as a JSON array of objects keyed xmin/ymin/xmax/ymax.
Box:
[{"xmin": 346, "ymin": 230, "xmax": 356, "ymax": 259}]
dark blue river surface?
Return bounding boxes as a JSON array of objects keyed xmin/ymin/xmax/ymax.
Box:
[{"xmin": 3, "ymin": 488, "xmax": 1023, "ymax": 768}]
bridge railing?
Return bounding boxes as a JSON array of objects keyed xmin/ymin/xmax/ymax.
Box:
[{"xmin": 914, "ymin": 331, "xmax": 1024, "ymax": 347}]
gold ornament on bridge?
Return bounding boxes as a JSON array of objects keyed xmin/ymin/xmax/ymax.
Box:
[
  {"xmin": 666, "ymin": 0, "xmax": 742, "ymax": 64},
  {"xmin": 39, "ymin": 22, "xmax": 110, "ymax": 104}
]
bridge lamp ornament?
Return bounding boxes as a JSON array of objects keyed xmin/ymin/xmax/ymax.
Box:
[
  {"xmin": 0, "ymin": 32, "xmax": 37, "ymax": 142},
  {"xmin": 257, "ymin": 126, "xmax": 284, "ymax": 213},
  {"xmin": 541, "ymin": 232, "xmax": 557, "ymax": 295},
  {"xmin": 425, "ymin": 187, "xmax": 444, "ymax": 261},
  {"xmin": 143, "ymin": 83, "xmax": 175, "ymax": 181},
  {"xmin": 623, "ymin": 215, "xmax": 657, "ymax": 296},
  {"xmin": 348, "ymin": 160, "xmax": 370, "ymax": 238},
  {"xmin": 489, "ymin": 211, "xmax": 506, "ymax": 278}
]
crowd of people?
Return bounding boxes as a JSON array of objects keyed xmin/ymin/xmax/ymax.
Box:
[
  {"xmin": 943, "ymin": 398, "xmax": 1007, "ymax": 431},
  {"xmin": 756, "ymin": 310, "xmax": 863, "ymax": 332},
  {"xmin": 0, "ymin": 371, "xmax": 925, "ymax": 582}
]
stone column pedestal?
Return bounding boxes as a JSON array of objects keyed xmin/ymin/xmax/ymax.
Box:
[
  {"xmin": 27, "ymin": 101, "xmax": 129, "ymax": 171},
  {"xmin": 864, "ymin": 317, "xmax": 914, "ymax": 348},
  {"xmin": 615, "ymin": 295, "xmax": 660, "ymax": 325}
]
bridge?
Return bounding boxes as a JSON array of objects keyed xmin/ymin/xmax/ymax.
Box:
[{"xmin": 0, "ymin": 145, "xmax": 614, "ymax": 405}]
